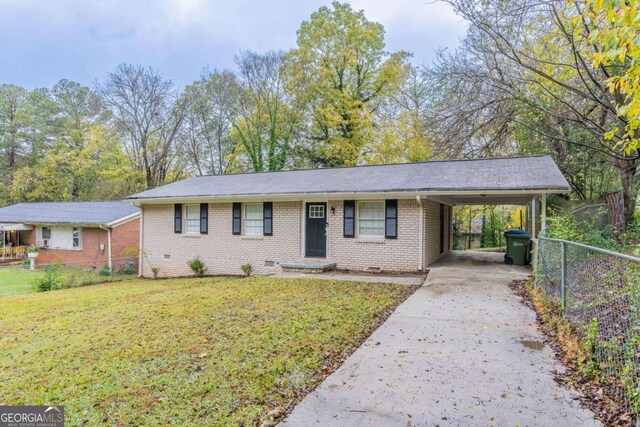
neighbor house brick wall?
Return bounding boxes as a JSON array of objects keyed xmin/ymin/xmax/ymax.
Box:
[
  {"xmin": 33, "ymin": 219, "xmax": 140, "ymax": 270},
  {"xmin": 36, "ymin": 227, "xmax": 109, "ymax": 268},
  {"xmin": 325, "ymin": 199, "xmax": 421, "ymax": 272},
  {"xmin": 23, "ymin": 229, "xmax": 35, "ymax": 245},
  {"xmin": 141, "ymin": 202, "xmax": 302, "ymax": 278},
  {"xmin": 111, "ymin": 218, "xmax": 140, "ymax": 270}
]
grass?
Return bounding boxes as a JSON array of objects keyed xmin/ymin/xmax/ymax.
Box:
[
  {"xmin": 0, "ymin": 267, "xmax": 44, "ymax": 296},
  {"xmin": 0, "ymin": 265, "xmax": 136, "ymax": 297},
  {"xmin": 0, "ymin": 276, "xmax": 415, "ymax": 426}
]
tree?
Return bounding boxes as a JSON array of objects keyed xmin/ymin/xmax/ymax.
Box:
[
  {"xmin": 181, "ymin": 70, "xmax": 241, "ymax": 176},
  {"xmin": 366, "ymin": 66, "xmax": 434, "ymax": 164},
  {"xmin": 579, "ymin": 0, "xmax": 640, "ymax": 152},
  {"xmin": 97, "ymin": 64, "xmax": 187, "ymax": 188},
  {"xmin": 0, "ymin": 85, "xmax": 29, "ymax": 179},
  {"xmin": 11, "ymin": 124, "xmax": 140, "ymax": 201},
  {"xmin": 429, "ymin": 0, "xmax": 640, "ymax": 225},
  {"xmin": 230, "ymin": 51, "xmax": 301, "ymax": 172},
  {"xmin": 287, "ymin": 1, "xmax": 409, "ymax": 166}
]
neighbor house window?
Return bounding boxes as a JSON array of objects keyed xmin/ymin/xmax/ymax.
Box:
[
  {"xmin": 244, "ymin": 203, "xmax": 263, "ymax": 235},
  {"xmin": 358, "ymin": 201, "xmax": 385, "ymax": 237},
  {"xmin": 42, "ymin": 227, "xmax": 51, "ymax": 239},
  {"xmin": 72, "ymin": 227, "xmax": 81, "ymax": 248},
  {"xmin": 185, "ymin": 204, "xmax": 200, "ymax": 233}
]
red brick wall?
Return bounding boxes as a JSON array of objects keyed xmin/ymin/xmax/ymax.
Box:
[
  {"xmin": 111, "ymin": 218, "xmax": 140, "ymax": 270},
  {"xmin": 31, "ymin": 219, "xmax": 139, "ymax": 269},
  {"xmin": 24, "ymin": 229, "xmax": 35, "ymax": 245},
  {"xmin": 36, "ymin": 227, "xmax": 109, "ymax": 268}
]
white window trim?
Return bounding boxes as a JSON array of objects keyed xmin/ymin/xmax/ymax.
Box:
[
  {"xmin": 72, "ymin": 227, "xmax": 82, "ymax": 249},
  {"xmin": 244, "ymin": 202, "xmax": 264, "ymax": 236},
  {"xmin": 357, "ymin": 201, "xmax": 385, "ymax": 238},
  {"xmin": 184, "ymin": 204, "xmax": 200, "ymax": 234}
]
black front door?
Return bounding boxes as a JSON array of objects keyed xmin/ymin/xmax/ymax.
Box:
[{"xmin": 305, "ymin": 203, "xmax": 327, "ymax": 258}]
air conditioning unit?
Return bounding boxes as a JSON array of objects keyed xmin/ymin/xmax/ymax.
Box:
[{"xmin": 37, "ymin": 239, "xmax": 49, "ymax": 248}]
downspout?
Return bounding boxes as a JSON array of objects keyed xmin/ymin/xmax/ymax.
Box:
[
  {"xmin": 99, "ymin": 225, "xmax": 112, "ymax": 271},
  {"xmin": 417, "ymin": 195, "xmax": 424, "ymax": 271},
  {"xmin": 138, "ymin": 205, "xmax": 144, "ymax": 278}
]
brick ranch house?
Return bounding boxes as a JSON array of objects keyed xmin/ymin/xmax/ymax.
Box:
[
  {"xmin": 0, "ymin": 201, "xmax": 140, "ymax": 270},
  {"xmin": 127, "ymin": 156, "xmax": 570, "ymax": 278}
]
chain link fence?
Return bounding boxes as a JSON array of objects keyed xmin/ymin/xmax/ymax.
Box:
[{"xmin": 536, "ymin": 235, "xmax": 640, "ymax": 420}]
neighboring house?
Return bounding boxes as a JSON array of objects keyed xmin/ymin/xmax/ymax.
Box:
[
  {"xmin": 127, "ymin": 156, "xmax": 570, "ymax": 278},
  {"xmin": 0, "ymin": 202, "xmax": 140, "ymax": 270}
]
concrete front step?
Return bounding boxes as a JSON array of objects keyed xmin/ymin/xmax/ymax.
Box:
[{"xmin": 280, "ymin": 261, "xmax": 337, "ymax": 274}]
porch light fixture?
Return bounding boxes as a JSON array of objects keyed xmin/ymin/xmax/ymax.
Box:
[{"xmin": 330, "ymin": 206, "xmax": 336, "ymax": 214}]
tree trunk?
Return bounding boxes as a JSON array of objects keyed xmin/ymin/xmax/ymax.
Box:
[{"xmin": 615, "ymin": 157, "xmax": 639, "ymax": 227}]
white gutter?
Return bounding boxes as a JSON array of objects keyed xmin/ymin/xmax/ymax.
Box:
[
  {"xmin": 417, "ymin": 195, "xmax": 424, "ymax": 271},
  {"xmin": 127, "ymin": 188, "xmax": 570, "ymax": 206},
  {"xmin": 138, "ymin": 205, "xmax": 144, "ymax": 278},
  {"xmin": 99, "ymin": 225, "xmax": 112, "ymax": 271}
]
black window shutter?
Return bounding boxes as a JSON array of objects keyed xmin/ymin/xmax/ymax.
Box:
[
  {"xmin": 232, "ymin": 203, "xmax": 241, "ymax": 235},
  {"xmin": 200, "ymin": 203, "xmax": 208, "ymax": 234},
  {"xmin": 344, "ymin": 200, "xmax": 355, "ymax": 238},
  {"xmin": 385, "ymin": 199, "xmax": 398, "ymax": 239},
  {"xmin": 263, "ymin": 202, "xmax": 273, "ymax": 236},
  {"xmin": 174, "ymin": 204, "xmax": 182, "ymax": 234}
]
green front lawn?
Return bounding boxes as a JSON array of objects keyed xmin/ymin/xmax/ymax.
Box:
[
  {"xmin": 0, "ymin": 276, "xmax": 415, "ymax": 425},
  {"xmin": 0, "ymin": 267, "xmax": 43, "ymax": 296},
  {"xmin": 0, "ymin": 265, "xmax": 137, "ymax": 297}
]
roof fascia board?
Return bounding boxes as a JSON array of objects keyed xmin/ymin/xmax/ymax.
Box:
[
  {"xmin": 105, "ymin": 212, "xmax": 141, "ymax": 228},
  {"xmin": 129, "ymin": 188, "xmax": 569, "ymax": 205}
]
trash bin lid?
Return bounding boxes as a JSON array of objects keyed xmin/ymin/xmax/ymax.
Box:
[{"xmin": 505, "ymin": 229, "xmax": 528, "ymax": 235}]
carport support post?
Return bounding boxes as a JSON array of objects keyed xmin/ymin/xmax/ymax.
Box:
[
  {"xmin": 541, "ymin": 194, "xmax": 546, "ymax": 232},
  {"xmin": 531, "ymin": 197, "xmax": 536, "ymax": 238},
  {"xmin": 560, "ymin": 241, "xmax": 566, "ymax": 311}
]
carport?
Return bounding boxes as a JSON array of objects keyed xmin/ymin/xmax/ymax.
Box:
[{"xmin": 425, "ymin": 191, "xmax": 550, "ymax": 240}]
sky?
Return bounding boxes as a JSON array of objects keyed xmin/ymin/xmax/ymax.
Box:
[{"xmin": 0, "ymin": 0, "xmax": 468, "ymax": 89}]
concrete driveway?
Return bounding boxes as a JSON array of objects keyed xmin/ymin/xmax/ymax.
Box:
[{"xmin": 282, "ymin": 252, "xmax": 600, "ymax": 426}]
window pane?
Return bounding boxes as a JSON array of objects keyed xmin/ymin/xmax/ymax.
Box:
[
  {"xmin": 185, "ymin": 205, "xmax": 200, "ymax": 233},
  {"xmin": 72, "ymin": 227, "xmax": 80, "ymax": 247},
  {"xmin": 358, "ymin": 202, "xmax": 385, "ymax": 237},
  {"xmin": 245, "ymin": 203, "xmax": 263, "ymax": 235}
]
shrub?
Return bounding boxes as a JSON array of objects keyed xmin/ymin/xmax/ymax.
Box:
[
  {"xmin": 151, "ymin": 267, "xmax": 160, "ymax": 279},
  {"xmin": 99, "ymin": 267, "xmax": 111, "ymax": 276},
  {"xmin": 188, "ymin": 257, "xmax": 207, "ymax": 277},
  {"xmin": 34, "ymin": 262, "xmax": 62, "ymax": 292},
  {"xmin": 240, "ymin": 263, "xmax": 253, "ymax": 277},
  {"xmin": 119, "ymin": 266, "xmax": 136, "ymax": 275}
]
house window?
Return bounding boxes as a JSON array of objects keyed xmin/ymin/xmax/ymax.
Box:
[
  {"xmin": 72, "ymin": 227, "xmax": 81, "ymax": 248},
  {"xmin": 42, "ymin": 227, "xmax": 51, "ymax": 239},
  {"xmin": 309, "ymin": 205, "xmax": 325, "ymax": 218},
  {"xmin": 358, "ymin": 201, "xmax": 385, "ymax": 237},
  {"xmin": 185, "ymin": 204, "xmax": 200, "ymax": 233},
  {"xmin": 244, "ymin": 203, "xmax": 263, "ymax": 235}
]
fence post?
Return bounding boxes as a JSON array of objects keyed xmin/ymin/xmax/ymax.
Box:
[{"xmin": 560, "ymin": 241, "xmax": 566, "ymax": 311}]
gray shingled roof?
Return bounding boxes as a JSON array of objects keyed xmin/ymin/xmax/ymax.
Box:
[
  {"xmin": 0, "ymin": 202, "xmax": 139, "ymax": 225},
  {"xmin": 127, "ymin": 155, "xmax": 570, "ymax": 201}
]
